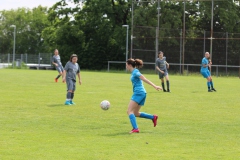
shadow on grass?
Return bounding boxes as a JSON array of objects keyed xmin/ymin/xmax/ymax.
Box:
[
  {"xmin": 47, "ymin": 104, "xmax": 66, "ymax": 107},
  {"xmin": 102, "ymin": 130, "xmax": 154, "ymax": 136}
]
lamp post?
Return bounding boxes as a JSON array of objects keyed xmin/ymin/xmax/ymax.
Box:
[
  {"xmin": 122, "ymin": 25, "xmax": 129, "ymax": 69},
  {"xmin": 10, "ymin": 25, "xmax": 16, "ymax": 68}
]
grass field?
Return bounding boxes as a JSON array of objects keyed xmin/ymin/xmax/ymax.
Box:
[{"xmin": 0, "ymin": 69, "xmax": 239, "ymax": 160}]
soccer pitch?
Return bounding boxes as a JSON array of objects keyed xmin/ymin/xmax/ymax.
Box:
[{"xmin": 0, "ymin": 69, "xmax": 239, "ymax": 160}]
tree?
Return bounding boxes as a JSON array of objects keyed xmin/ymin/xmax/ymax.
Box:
[{"xmin": 0, "ymin": 6, "xmax": 50, "ymax": 54}]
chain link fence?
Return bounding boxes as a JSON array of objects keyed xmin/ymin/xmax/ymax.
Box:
[
  {"xmin": 131, "ymin": 26, "xmax": 240, "ymax": 76},
  {"xmin": 0, "ymin": 53, "xmax": 53, "ymax": 69}
]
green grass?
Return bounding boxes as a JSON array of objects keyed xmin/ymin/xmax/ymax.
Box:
[{"xmin": 0, "ymin": 69, "xmax": 239, "ymax": 160}]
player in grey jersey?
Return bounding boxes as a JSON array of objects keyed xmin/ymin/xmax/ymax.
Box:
[
  {"xmin": 156, "ymin": 51, "xmax": 170, "ymax": 92},
  {"xmin": 62, "ymin": 54, "xmax": 81, "ymax": 105},
  {"xmin": 52, "ymin": 49, "xmax": 64, "ymax": 82}
]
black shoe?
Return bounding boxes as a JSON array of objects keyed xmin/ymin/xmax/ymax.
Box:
[
  {"xmin": 208, "ymin": 89, "xmax": 213, "ymax": 92},
  {"xmin": 163, "ymin": 89, "xmax": 167, "ymax": 92},
  {"xmin": 211, "ymin": 88, "xmax": 216, "ymax": 92},
  {"xmin": 167, "ymin": 89, "xmax": 171, "ymax": 93}
]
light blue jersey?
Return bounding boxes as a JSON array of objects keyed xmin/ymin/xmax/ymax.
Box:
[
  {"xmin": 200, "ymin": 57, "xmax": 209, "ymax": 72},
  {"xmin": 131, "ymin": 68, "xmax": 146, "ymax": 94}
]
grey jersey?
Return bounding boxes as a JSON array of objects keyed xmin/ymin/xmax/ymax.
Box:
[
  {"xmin": 64, "ymin": 61, "xmax": 80, "ymax": 81},
  {"xmin": 156, "ymin": 57, "xmax": 167, "ymax": 70},
  {"xmin": 52, "ymin": 55, "xmax": 62, "ymax": 66}
]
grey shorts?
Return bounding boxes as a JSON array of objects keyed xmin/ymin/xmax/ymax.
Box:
[
  {"xmin": 56, "ymin": 65, "xmax": 64, "ymax": 73},
  {"xmin": 158, "ymin": 69, "xmax": 168, "ymax": 79},
  {"xmin": 66, "ymin": 79, "xmax": 76, "ymax": 91}
]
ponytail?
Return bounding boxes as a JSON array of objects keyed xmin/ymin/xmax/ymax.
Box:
[{"xmin": 126, "ymin": 58, "xmax": 143, "ymax": 68}]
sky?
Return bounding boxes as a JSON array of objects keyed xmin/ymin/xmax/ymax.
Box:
[{"xmin": 0, "ymin": 0, "xmax": 69, "ymax": 11}]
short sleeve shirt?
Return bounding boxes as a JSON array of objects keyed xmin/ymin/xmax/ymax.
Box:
[
  {"xmin": 131, "ymin": 68, "xmax": 146, "ymax": 94},
  {"xmin": 156, "ymin": 57, "xmax": 167, "ymax": 70},
  {"xmin": 201, "ymin": 57, "xmax": 209, "ymax": 72},
  {"xmin": 64, "ymin": 61, "xmax": 80, "ymax": 81},
  {"xmin": 52, "ymin": 55, "xmax": 62, "ymax": 66}
]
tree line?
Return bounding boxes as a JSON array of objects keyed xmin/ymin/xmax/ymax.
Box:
[{"xmin": 0, "ymin": 0, "xmax": 240, "ymax": 69}]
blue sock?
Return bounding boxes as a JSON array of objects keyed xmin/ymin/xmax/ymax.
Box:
[
  {"xmin": 129, "ymin": 114, "xmax": 138, "ymax": 129},
  {"xmin": 139, "ymin": 112, "xmax": 154, "ymax": 120},
  {"xmin": 210, "ymin": 81, "xmax": 213, "ymax": 88},
  {"xmin": 207, "ymin": 82, "xmax": 211, "ymax": 90}
]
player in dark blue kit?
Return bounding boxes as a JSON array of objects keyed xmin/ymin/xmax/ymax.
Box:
[
  {"xmin": 126, "ymin": 58, "xmax": 162, "ymax": 133},
  {"xmin": 200, "ymin": 52, "xmax": 216, "ymax": 92}
]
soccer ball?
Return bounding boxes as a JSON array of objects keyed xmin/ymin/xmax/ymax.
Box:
[{"xmin": 100, "ymin": 100, "xmax": 110, "ymax": 110}]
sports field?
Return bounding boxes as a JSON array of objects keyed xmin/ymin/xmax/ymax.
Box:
[{"xmin": 0, "ymin": 69, "xmax": 239, "ymax": 160}]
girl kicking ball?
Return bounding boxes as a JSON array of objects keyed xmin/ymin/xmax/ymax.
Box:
[{"xmin": 126, "ymin": 58, "xmax": 162, "ymax": 133}]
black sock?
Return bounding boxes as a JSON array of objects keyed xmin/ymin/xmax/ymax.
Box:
[
  {"xmin": 56, "ymin": 75, "xmax": 61, "ymax": 79},
  {"xmin": 161, "ymin": 82, "xmax": 165, "ymax": 91},
  {"xmin": 71, "ymin": 93, "xmax": 74, "ymax": 100},
  {"xmin": 67, "ymin": 92, "xmax": 71, "ymax": 99},
  {"xmin": 166, "ymin": 81, "xmax": 170, "ymax": 90}
]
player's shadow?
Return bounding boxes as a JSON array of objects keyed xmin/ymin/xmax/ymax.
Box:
[
  {"xmin": 102, "ymin": 132, "xmax": 132, "ymax": 136},
  {"xmin": 47, "ymin": 104, "xmax": 65, "ymax": 107}
]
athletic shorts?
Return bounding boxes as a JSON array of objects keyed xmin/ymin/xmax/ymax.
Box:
[
  {"xmin": 66, "ymin": 79, "xmax": 76, "ymax": 91},
  {"xmin": 131, "ymin": 93, "xmax": 146, "ymax": 106},
  {"xmin": 56, "ymin": 65, "xmax": 64, "ymax": 73},
  {"xmin": 201, "ymin": 70, "xmax": 211, "ymax": 78},
  {"xmin": 158, "ymin": 69, "xmax": 168, "ymax": 79}
]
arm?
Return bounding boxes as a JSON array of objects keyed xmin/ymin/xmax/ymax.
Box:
[
  {"xmin": 139, "ymin": 75, "xmax": 162, "ymax": 91},
  {"xmin": 52, "ymin": 57, "xmax": 58, "ymax": 67},
  {"xmin": 156, "ymin": 66, "xmax": 164, "ymax": 73},
  {"xmin": 77, "ymin": 73, "xmax": 81, "ymax": 85},
  {"xmin": 166, "ymin": 61, "xmax": 169, "ymax": 69},
  {"xmin": 62, "ymin": 70, "xmax": 66, "ymax": 82}
]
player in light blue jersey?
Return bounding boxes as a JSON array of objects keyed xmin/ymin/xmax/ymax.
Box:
[
  {"xmin": 126, "ymin": 58, "xmax": 162, "ymax": 133},
  {"xmin": 52, "ymin": 49, "xmax": 64, "ymax": 82},
  {"xmin": 62, "ymin": 54, "xmax": 81, "ymax": 105},
  {"xmin": 200, "ymin": 52, "xmax": 216, "ymax": 92}
]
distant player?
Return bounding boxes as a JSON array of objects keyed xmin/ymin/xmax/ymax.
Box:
[
  {"xmin": 62, "ymin": 54, "xmax": 81, "ymax": 105},
  {"xmin": 52, "ymin": 49, "xmax": 64, "ymax": 82},
  {"xmin": 200, "ymin": 52, "xmax": 216, "ymax": 92},
  {"xmin": 156, "ymin": 51, "xmax": 170, "ymax": 92},
  {"xmin": 126, "ymin": 58, "xmax": 162, "ymax": 134}
]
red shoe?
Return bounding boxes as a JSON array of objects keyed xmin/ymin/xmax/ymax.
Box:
[
  {"xmin": 55, "ymin": 78, "xmax": 58, "ymax": 82},
  {"xmin": 129, "ymin": 128, "xmax": 139, "ymax": 134},
  {"xmin": 152, "ymin": 115, "xmax": 158, "ymax": 127}
]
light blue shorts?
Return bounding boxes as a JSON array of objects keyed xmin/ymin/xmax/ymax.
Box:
[
  {"xmin": 201, "ymin": 70, "xmax": 211, "ymax": 78},
  {"xmin": 131, "ymin": 93, "xmax": 146, "ymax": 106}
]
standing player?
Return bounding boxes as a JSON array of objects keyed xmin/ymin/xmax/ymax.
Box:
[
  {"xmin": 126, "ymin": 58, "xmax": 162, "ymax": 134},
  {"xmin": 200, "ymin": 52, "xmax": 216, "ymax": 92},
  {"xmin": 156, "ymin": 51, "xmax": 170, "ymax": 92},
  {"xmin": 52, "ymin": 49, "xmax": 64, "ymax": 82},
  {"xmin": 62, "ymin": 54, "xmax": 81, "ymax": 105}
]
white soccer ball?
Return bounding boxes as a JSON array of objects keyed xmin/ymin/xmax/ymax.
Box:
[{"xmin": 100, "ymin": 100, "xmax": 110, "ymax": 110}]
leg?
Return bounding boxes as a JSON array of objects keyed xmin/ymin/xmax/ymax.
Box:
[
  {"xmin": 70, "ymin": 82, "xmax": 76, "ymax": 104},
  {"xmin": 161, "ymin": 78, "xmax": 166, "ymax": 92},
  {"xmin": 165, "ymin": 74, "xmax": 170, "ymax": 92},
  {"xmin": 206, "ymin": 77, "xmax": 212, "ymax": 92},
  {"xmin": 65, "ymin": 80, "xmax": 74, "ymax": 105},
  {"xmin": 209, "ymin": 76, "xmax": 216, "ymax": 91},
  {"xmin": 127, "ymin": 100, "xmax": 140, "ymax": 133}
]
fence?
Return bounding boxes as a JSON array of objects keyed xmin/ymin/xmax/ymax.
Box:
[
  {"xmin": 107, "ymin": 61, "xmax": 240, "ymax": 77},
  {"xmin": 0, "ymin": 53, "xmax": 52, "ymax": 69}
]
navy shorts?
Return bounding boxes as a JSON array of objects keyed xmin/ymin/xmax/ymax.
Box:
[
  {"xmin": 56, "ymin": 65, "xmax": 64, "ymax": 73},
  {"xmin": 66, "ymin": 79, "xmax": 76, "ymax": 91},
  {"xmin": 131, "ymin": 93, "xmax": 146, "ymax": 106},
  {"xmin": 158, "ymin": 69, "xmax": 168, "ymax": 79}
]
